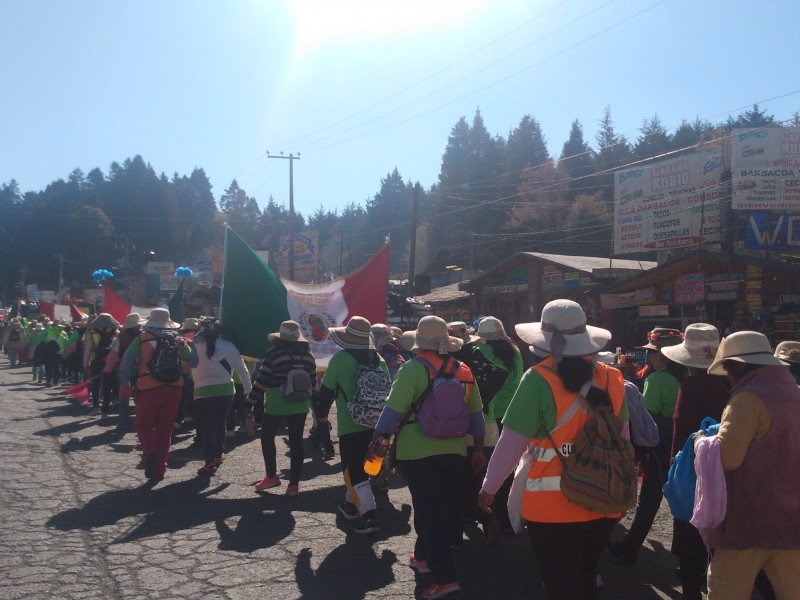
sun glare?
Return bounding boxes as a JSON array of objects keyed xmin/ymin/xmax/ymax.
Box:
[{"xmin": 288, "ymin": 0, "xmax": 491, "ymax": 54}]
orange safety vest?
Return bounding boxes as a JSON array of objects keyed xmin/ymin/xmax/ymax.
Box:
[
  {"xmin": 521, "ymin": 357, "xmax": 625, "ymax": 523},
  {"xmin": 136, "ymin": 331, "xmax": 184, "ymax": 390}
]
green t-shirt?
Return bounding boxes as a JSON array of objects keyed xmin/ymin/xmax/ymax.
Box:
[
  {"xmin": 321, "ymin": 350, "xmax": 389, "ymax": 436},
  {"xmin": 643, "ymin": 369, "xmax": 681, "ymax": 418},
  {"xmin": 472, "ymin": 342, "xmax": 523, "ymax": 421},
  {"xmin": 386, "ymin": 353, "xmax": 483, "ymax": 461},
  {"xmin": 502, "ymin": 368, "xmax": 629, "ymax": 439}
]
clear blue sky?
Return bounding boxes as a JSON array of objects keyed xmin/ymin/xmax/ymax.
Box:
[{"xmin": 3, "ymin": 0, "xmax": 799, "ymax": 219}]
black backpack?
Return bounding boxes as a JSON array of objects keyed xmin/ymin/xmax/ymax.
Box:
[
  {"xmin": 145, "ymin": 332, "xmax": 183, "ymax": 383},
  {"xmin": 9, "ymin": 329, "xmax": 20, "ymax": 342},
  {"xmin": 95, "ymin": 331, "xmax": 115, "ymax": 361}
]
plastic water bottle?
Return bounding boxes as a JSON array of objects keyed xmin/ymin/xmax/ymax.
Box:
[{"xmin": 363, "ymin": 436, "xmax": 391, "ymax": 476}]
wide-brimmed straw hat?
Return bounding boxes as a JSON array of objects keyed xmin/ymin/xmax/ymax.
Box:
[
  {"xmin": 476, "ymin": 316, "xmax": 510, "ymax": 341},
  {"xmin": 660, "ymin": 323, "xmax": 720, "ymax": 369},
  {"xmin": 371, "ymin": 323, "xmax": 398, "ymax": 349},
  {"xmin": 122, "ymin": 313, "xmax": 142, "ymax": 330},
  {"xmin": 397, "ymin": 331, "xmax": 416, "ymax": 352},
  {"xmin": 774, "ymin": 341, "xmax": 800, "ymax": 364},
  {"xmin": 142, "ymin": 308, "xmax": 179, "ymax": 330},
  {"xmin": 447, "ymin": 321, "xmax": 479, "ymax": 344},
  {"xmin": 515, "ymin": 299, "xmax": 610, "ymax": 363},
  {"xmin": 180, "ymin": 318, "xmax": 200, "ymax": 331},
  {"xmin": 412, "ymin": 316, "xmax": 463, "ymax": 355},
  {"xmin": 268, "ymin": 320, "xmax": 308, "ymax": 343},
  {"xmin": 637, "ymin": 327, "xmax": 683, "ymax": 351},
  {"xmin": 90, "ymin": 313, "xmax": 120, "ymax": 330},
  {"xmin": 329, "ymin": 316, "xmax": 375, "ymax": 350},
  {"xmin": 707, "ymin": 331, "xmax": 787, "ymax": 375}
]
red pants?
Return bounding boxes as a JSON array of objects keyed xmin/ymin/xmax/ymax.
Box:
[{"xmin": 134, "ymin": 386, "xmax": 182, "ymax": 478}]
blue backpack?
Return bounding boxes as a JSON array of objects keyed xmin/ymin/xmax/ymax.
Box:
[{"xmin": 662, "ymin": 417, "xmax": 719, "ymax": 521}]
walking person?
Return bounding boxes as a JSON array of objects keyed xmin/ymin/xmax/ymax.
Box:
[
  {"xmin": 247, "ymin": 320, "xmax": 316, "ymax": 496},
  {"xmin": 316, "ymin": 316, "xmax": 389, "ymax": 534},
  {"xmin": 2, "ymin": 318, "xmax": 27, "ymax": 369},
  {"xmin": 118, "ymin": 308, "xmax": 197, "ymax": 482},
  {"xmin": 83, "ymin": 313, "xmax": 119, "ymax": 417},
  {"xmin": 373, "ymin": 316, "xmax": 485, "ymax": 599},
  {"xmin": 660, "ymin": 324, "xmax": 729, "ymax": 600},
  {"xmin": 702, "ymin": 331, "xmax": 800, "ymax": 599},
  {"xmin": 478, "ymin": 300, "xmax": 629, "ymax": 600},
  {"xmin": 191, "ymin": 318, "xmax": 251, "ymax": 476},
  {"xmin": 608, "ymin": 327, "xmax": 684, "ymax": 565}
]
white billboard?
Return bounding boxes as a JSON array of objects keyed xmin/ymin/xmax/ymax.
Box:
[
  {"xmin": 614, "ymin": 145, "xmax": 724, "ymax": 254},
  {"xmin": 731, "ymin": 127, "xmax": 800, "ymax": 210}
]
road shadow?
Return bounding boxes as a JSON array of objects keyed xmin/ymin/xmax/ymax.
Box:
[
  {"xmin": 295, "ymin": 545, "xmax": 398, "ymax": 599},
  {"xmin": 46, "ymin": 475, "xmax": 414, "ymax": 555}
]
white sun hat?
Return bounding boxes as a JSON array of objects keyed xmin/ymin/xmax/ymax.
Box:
[
  {"xmin": 707, "ymin": 330, "xmax": 787, "ymax": 375},
  {"xmin": 515, "ymin": 299, "xmax": 610, "ymax": 364},
  {"xmin": 661, "ymin": 323, "xmax": 721, "ymax": 369}
]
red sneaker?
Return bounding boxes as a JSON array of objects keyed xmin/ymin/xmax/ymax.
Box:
[
  {"xmin": 409, "ymin": 553, "xmax": 431, "ymax": 574},
  {"xmin": 255, "ymin": 475, "xmax": 281, "ymax": 491},
  {"xmin": 422, "ymin": 582, "xmax": 461, "ymax": 599},
  {"xmin": 285, "ymin": 484, "xmax": 299, "ymax": 497}
]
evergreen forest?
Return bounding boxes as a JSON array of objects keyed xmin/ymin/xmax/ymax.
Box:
[{"xmin": 1, "ymin": 104, "xmax": 797, "ymax": 303}]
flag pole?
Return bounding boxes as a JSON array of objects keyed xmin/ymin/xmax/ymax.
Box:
[{"xmin": 219, "ymin": 223, "xmax": 230, "ymax": 322}]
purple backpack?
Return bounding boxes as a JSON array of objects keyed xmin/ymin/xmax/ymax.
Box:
[{"xmin": 413, "ymin": 356, "xmax": 469, "ymax": 439}]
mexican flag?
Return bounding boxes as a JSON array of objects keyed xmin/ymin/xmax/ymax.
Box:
[{"xmin": 221, "ymin": 227, "xmax": 389, "ymax": 365}]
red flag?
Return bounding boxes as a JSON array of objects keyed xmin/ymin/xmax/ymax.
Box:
[
  {"xmin": 39, "ymin": 300, "xmax": 55, "ymax": 320},
  {"xmin": 339, "ymin": 244, "xmax": 389, "ymax": 325},
  {"xmin": 69, "ymin": 302, "xmax": 88, "ymax": 322},
  {"xmin": 102, "ymin": 282, "xmax": 132, "ymax": 323},
  {"xmin": 65, "ymin": 379, "xmax": 91, "ymax": 404}
]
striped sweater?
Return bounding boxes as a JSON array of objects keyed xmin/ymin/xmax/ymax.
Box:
[{"xmin": 249, "ymin": 340, "xmax": 317, "ymax": 402}]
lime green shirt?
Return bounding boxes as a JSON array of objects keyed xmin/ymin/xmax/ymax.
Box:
[
  {"xmin": 503, "ymin": 368, "xmax": 629, "ymax": 439},
  {"xmin": 386, "ymin": 353, "xmax": 483, "ymax": 461},
  {"xmin": 321, "ymin": 350, "xmax": 389, "ymax": 435},
  {"xmin": 472, "ymin": 342, "xmax": 523, "ymax": 421},
  {"xmin": 642, "ymin": 369, "xmax": 681, "ymax": 418}
]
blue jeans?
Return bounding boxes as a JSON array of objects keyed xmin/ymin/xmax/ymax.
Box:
[{"xmin": 397, "ymin": 454, "xmax": 464, "ymax": 584}]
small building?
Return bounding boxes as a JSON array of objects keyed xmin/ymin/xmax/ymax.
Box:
[
  {"xmin": 416, "ymin": 282, "xmax": 473, "ymax": 324},
  {"xmin": 599, "ymin": 250, "xmax": 800, "ymax": 349},
  {"xmin": 463, "ymin": 252, "xmax": 656, "ymax": 335}
]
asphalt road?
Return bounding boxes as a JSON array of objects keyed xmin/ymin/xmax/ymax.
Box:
[{"xmin": 0, "ymin": 355, "xmax": 686, "ymax": 600}]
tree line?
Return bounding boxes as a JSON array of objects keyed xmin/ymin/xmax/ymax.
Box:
[{"xmin": 1, "ymin": 104, "xmax": 797, "ymax": 303}]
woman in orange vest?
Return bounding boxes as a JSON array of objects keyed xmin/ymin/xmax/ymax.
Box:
[{"xmin": 478, "ymin": 299, "xmax": 628, "ymax": 600}]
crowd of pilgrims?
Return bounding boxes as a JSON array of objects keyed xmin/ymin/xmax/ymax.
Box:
[{"xmin": 2, "ymin": 299, "xmax": 799, "ymax": 600}]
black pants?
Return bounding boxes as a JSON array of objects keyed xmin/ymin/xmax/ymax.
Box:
[
  {"xmin": 194, "ymin": 395, "xmax": 232, "ymax": 464},
  {"xmin": 398, "ymin": 454, "xmax": 464, "ymax": 585},
  {"xmin": 90, "ymin": 360, "xmax": 115, "ymax": 412},
  {"xmin": 622, "ymin": 448, "xmax": 668, "ymax": 556},
  {"xmin": 672, "ymin": 519, "xmax": 708, "ymax": 600},
  {"xmin": 528, "ymin": 517, "xmax": 617, "ymax": 600},
  {"xmin": 261, "ymin": 412, "xmax": 306, "ymax": 485}
]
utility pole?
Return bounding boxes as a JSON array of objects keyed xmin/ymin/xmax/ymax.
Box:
[
  {"xmin": 407, "ymin": 183, "xmax": 420, "ymax": 299},
  {"xmin": 20, "ymin": 265, "xmax": 27, "ymax": 300},
  {"xmin": 56, "ymin": 254, "xmax": 64, "ymax": 301},
  {"xmin": 267, "ymin": 151, "xmax": 301, "ymax": 279}
]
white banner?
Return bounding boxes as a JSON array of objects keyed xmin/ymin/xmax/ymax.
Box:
[
  {"xmin": 731, "ymin": 127, "xmax": 800, "ymax": 210},
  {"xmin": 614, "ymin": 145, "xmax": 724, "ymax": 254}
]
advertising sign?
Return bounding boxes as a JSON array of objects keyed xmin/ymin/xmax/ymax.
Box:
[
  {"xmin": 638, "ymin": 305, "xmax": 669, "ymax": 317},
  {"xmin": 614, "ymin": 145, "xmax": 724, "ymax": 254},
  {"xmin": 731, "ymin": 127, "xmax": 800, "ymax": 210},
  {"xmin": 745, "ymin": 212, "xmax": 800, "ymax": 250},
  {"xmin": 278, "ymin": 231, "xmax": 319, "ymax": 284},
  {"xmin": 675, "ymin": 273, "xmax": 705, "ymax": 305}
]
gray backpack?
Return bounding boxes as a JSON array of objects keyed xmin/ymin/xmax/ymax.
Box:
[{"xmin": 283, "ymin": 367, "xmax": 312, "ymax": 403}]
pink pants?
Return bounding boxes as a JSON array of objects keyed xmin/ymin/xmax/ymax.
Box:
[{"xmin": 134, "ymin": 386, "xmax": 182, "ymax": 478}]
